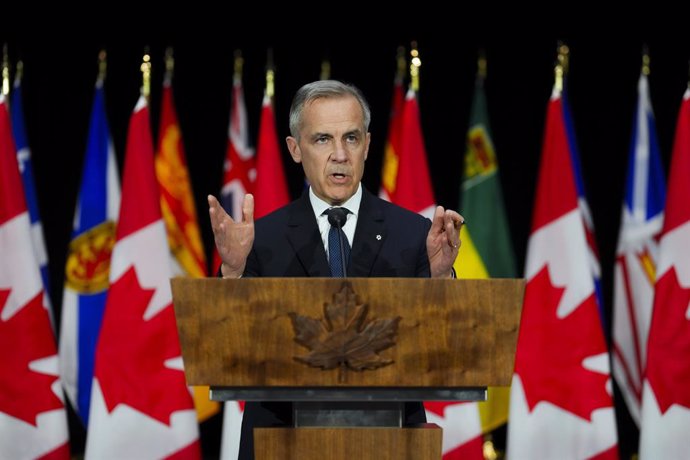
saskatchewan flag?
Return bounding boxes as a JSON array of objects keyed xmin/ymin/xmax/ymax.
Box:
[{"xmin": 455, "ymin": 70, "xmax": 516, "ymax": 433}]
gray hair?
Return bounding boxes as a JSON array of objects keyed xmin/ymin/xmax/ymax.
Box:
[{"xmin": 288, "ymin": 80, "xmax": 371, "ymax": 139}]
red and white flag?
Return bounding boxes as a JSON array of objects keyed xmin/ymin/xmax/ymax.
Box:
[
  {"xmin": 379, "ymin": 70, "xmax": 405, "ymax": 202},
  {"xmin": 253, "ymin": 92, "xmax": 289, "ymax": 219},
  {"xmin": 389, "ymin": 86, "xmax": 480, "ymax": 458},
  {"xmin": 0, "ymin": 95, "xmax": 70, "ymax": 459},
  {"xmin": 507, "ymin": 87, "xmax": 618, "ymax": 459},
  {"xmin": 639, "ymin": 89, "xmax": 690, "ymax": 458},
  {"xmin": 393, "ymin": 88, "xmax": 436, "ymax": 218},
  {"xmin": 85, "ymin": 95, "xmax": 200, "ymax": 459}
]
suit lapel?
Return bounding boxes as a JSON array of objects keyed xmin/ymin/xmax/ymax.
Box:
[
  {"xmin": 350, "ymin": 190, "xmax": 385, "ymax": 277},
  {"xmin": 287, "ymin": 193, "xmax": 331, "ymax": 276}
]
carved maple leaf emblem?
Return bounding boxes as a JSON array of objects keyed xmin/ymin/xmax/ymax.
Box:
[
  {"xmin": 515, "ymin": 266, "xmax": 612, "ymax": 421},
  {"xmin": 289, "ymin": 282, "xmax": 400, "ymax": 377},
  {"xmin": 0, "ymin": 290, "xmax": 64, "ymax": 426},
  {"xmin": 646, "ymin": 267, "xmax": 690, "ymax": 413}
]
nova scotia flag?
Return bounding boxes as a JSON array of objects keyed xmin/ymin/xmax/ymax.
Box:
[{"xmin": 58, "ymin": 76, "xmax": 120, "ymax": 424}]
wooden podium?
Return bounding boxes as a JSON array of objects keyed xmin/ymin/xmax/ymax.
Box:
[{"xmin": 172, "ymin": 277, "xmax": 524, "ymax": 460}]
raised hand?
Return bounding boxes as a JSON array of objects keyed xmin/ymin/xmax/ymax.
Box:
[
  {"xmin": 426, "ymin": 206, "xmax": 465, "ymax": 278},
  {"xmin": 208, "ymin": 193, "xmax": 255, "ymax": 278}
]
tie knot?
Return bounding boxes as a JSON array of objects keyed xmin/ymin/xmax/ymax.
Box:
[{"xmin": 325, "ymin": 207, "xmax": 349, "ymax": 228}]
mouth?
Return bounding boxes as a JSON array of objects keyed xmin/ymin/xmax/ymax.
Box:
[{"xmin": 329, "ymin": 172, "xmax": 350, "ymax": 184}]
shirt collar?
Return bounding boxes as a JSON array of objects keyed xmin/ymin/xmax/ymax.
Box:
[{"xmin": 309, "ymin": 183, "xmax": 362, "ymax": 219}]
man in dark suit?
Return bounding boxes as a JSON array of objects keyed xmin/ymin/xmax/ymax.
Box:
[{"xmin": 208, "ymin": 80, "xmax": 464, "ymax": 459}]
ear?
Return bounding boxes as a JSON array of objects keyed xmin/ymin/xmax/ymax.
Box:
[
  {"xmin": 286, "ymin": 136, "xmax": 302, "ymax": 163},
  {"xmin": 363, "ymin": 132, "xmax": 371, "ymax": 161}
]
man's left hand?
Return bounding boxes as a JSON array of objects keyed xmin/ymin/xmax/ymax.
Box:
[{"xmin": 427, "ymin": 206, "xmax": 464, "ymax": 278}]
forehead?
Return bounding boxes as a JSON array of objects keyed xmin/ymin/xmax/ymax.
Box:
[{"xmin": 301, "ymin": 95, "xmax": 364, "ymax": 130}]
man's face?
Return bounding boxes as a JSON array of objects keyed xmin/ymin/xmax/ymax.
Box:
[{"xmin": 286, "ymin": 95, "xmax": 370, "ymax": 205}]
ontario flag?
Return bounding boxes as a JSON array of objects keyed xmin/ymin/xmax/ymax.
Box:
[
  {"xmin": 155, "ymin": 60, "xmax": 219, "ymax": 423},
  {"xmin": 85, "ymin": 95, "xmax": 200, "ymax": 459},
  {"xmin": 393, "ymin": 87, "xmax": 436, "ymax": 219},
  {"xmin": 253, "ymin": 90, "xmax": 289, "ymax": 219},
  {"xmin": 0, "ymin": 94, "xmax": 70, "ymax": 459},
  {"xmin": 59, "ymin": 76, "xmax": 120, "ymax": 426},
  {"xmin": 379, "ymin": 59, "xmax": 405, "ymax": 202},
  {"xmin": 506, "ymin": 84, "xmax": 618, "ymax": 459},
  {"xmin": 639, "ymin": 88, "xmax": 690, "ymax": 458},
  {"xmin": 612, "ymin": 71, "xmax": 665, "ymax": 426}
]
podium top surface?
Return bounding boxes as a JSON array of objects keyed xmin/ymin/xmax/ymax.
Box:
[{"xmin": 172, "ymin": 277, "xmax": 524, "ymax": 389}]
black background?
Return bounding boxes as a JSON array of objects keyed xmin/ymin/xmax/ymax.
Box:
[{"xmin": 3, "ymin": 29, "xmax": 689, "ymax": 458}]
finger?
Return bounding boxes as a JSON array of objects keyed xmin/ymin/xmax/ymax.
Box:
[
  {"xmin": 445, "ymin": 210, "xmax": 465, "ymax": 229},
  {"xmin": 243, "ymin": 193, "xmax": 255, "ymax": 224},
  {"xmin": 429, "ymin": 206, "xmax": 445, "ymax": 233},
  {"xmin": 208, "ymin": 195, "xmax": 220, "ymax": 227}
]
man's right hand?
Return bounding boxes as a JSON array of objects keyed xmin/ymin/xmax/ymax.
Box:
[{"xmin": 208, "ymin": 193, "xmax": 255, "ymax": 278}]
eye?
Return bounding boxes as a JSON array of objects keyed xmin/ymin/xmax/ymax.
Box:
[
  {"xmin": 315, "ymin": 136, "xmax": 330, "ymax": 144},
  {"xmin": 345, "ymin": 134, "xmax": 359, "ymax": 144}
]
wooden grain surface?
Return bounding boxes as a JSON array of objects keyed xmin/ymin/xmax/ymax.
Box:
[
  {"xmin": 172, "ymin": 277, "xmax": 524, "ymax": 388},
  {"xmin": 254, "ymin": 424, "xmax": 442, "ymax": 460}
]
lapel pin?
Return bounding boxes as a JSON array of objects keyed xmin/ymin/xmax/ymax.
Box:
[{"xmin": 376, "ymin": 234, "xmax": 382, "ymax": 240}]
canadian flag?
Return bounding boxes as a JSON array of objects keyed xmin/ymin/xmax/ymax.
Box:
[
  {"xmin": 0, "ymin": 95, "xmax": 70, "ymax": 458},
  {"xmin": 506, "ymin": 87, "xmax": 618, "ymax": 459},
  {"xmin": 394, "ymin": 88, "xmax": 436, "ymax": 219},
  {"xmin": 253, "ymin": 92, "xmax": 289, "ymax": 219},
  {"xmin": 85, "ymin": 95, "xmax": 200, "ymax": 459},
  {"xmin": 639, "ymin": 88, "xmax": 690, "ymax": 457}
]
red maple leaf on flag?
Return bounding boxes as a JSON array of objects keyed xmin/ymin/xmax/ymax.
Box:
[
  {"xmin": 646, "ymin": 267, "xmax": 690, "ymax": 413},
  {"xmin": 95, "ymin": 267, "xmax": 191, "ymax": 425},
  {"xmin": 0, "ymin": 290, "xmax": 63, "ymax": 425},
  {"xmin": 515, "ymin": 266, "xmax": 611, "ymax": 421}
]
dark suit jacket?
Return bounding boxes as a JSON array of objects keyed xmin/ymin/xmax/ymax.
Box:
[
  {"xmin": 245, "ymin": 187, "xmax": 432, "ymax": 278},
  {"xmin": 237, "ymin": 188, "xmax": 431, "ymax": 460}
]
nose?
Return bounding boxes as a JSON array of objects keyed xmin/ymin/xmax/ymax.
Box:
[{"xmin": 331, "ymin": 140, "xmax": 348, "ymax": 162}]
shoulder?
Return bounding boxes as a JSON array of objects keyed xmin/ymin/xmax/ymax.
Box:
[{"xmin": 363, "ymin": 190, "xmax": 431, "ymax": 226}]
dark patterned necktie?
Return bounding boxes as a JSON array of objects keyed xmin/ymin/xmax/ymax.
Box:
[{"xmin": 325, "ymin": 207, "xmax": 351, "ymax": 277}]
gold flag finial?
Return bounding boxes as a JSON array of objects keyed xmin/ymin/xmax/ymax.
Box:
[
  {"xmin": 642, "ymin": 44, "xmax": 650, "ymax": 76},
  {"xmin": 265, "ymin": 48, "xmax": 275, "ymax": 99},
  {"xmin": 395, "ymin": 46, "xmax": 406, "ymax": 84},
  {"xmin": 2, "ymin": 44, "xmax": 9, "ymax": 97},
  {"xmin": 558, "ymin": 42, "xmax": 570, "ymax": 76},
  {"xmin": 554, "ymin": 42, "xmax": 565, "ymax": 93},
  {"xmin": 164, "ymin": 47, "xmax": 174, "ymax": 84},
  {"xmin": 410, "ymin": 41, "xmax": 421, "ymax": 92},
  {"xmin": 15, "ymin": 60, "xmax": 23, "ymax": 87},
  {"xmin": 320, "ymin": 59, "xmax": 331, "ymax": 80},
  {"xmin": 141, "ymin": 48, "xmax": 152, "ymax": 98},
  {"xmin": 477, "ymin": 48, "xmax": 487, "ymax": 80},
  {"xmin": 97, "ymin": 50, "xmax": 107, "ymax": 86},
  {"xmin": 234, "ymin": 50, "xmax": 244, "ymax": 82}
]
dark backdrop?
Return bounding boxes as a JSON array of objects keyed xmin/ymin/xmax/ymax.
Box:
[{"xmin": 3, "ymin": 32, "xmax": 689, "ymax": 458}]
